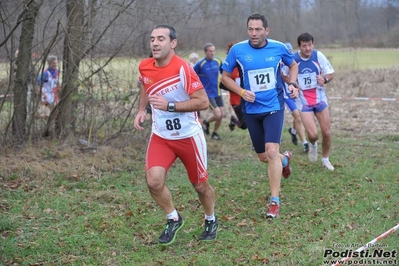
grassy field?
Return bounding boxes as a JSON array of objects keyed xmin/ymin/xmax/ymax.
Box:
[{"xmin": 1, "ymin": 124, "xmax": 398, "ymax": 265}]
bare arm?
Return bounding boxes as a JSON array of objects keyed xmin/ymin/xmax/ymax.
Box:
[
  {"xmin": 137, "ymin": 82, "xmax": 148, "ymax": 112},
  {"xmin": 316, "ymin": 73, "xmax": 334, "ymax": 86},
  {"xmin": 221, "ymin": 71, "xmax": 241, "ymax": 95},
  {"xmin": 134, "ymin": 82, "xmax": 149, "ymax": 130},
  {"xmin": 287, "ymin": 60, "xmax": 299, "ymax": 98},
  {"xmin": 288, "ymin": 60, "xmax": 298, "ymax": 85},
  {"xmin": 280, "ymin": 63, "xmax": 291, "ymax": 84},
  {"xmin": 281, "ymin": 73, "xmax": 291, "ymax": 84},
  {"xmin": 222, "ymin": 70, "xmax": 256, "ymax": 103},
  {"xmin": 325, "ymin": 73, "xmax": 334, "ymax": 83},
  {"xmin": 148, "ymin": 88, "xmax": 209, "ymax": 112},
  {"xmin": 177, "ymin": 89, "xmax": 209, "ymax": 112}
]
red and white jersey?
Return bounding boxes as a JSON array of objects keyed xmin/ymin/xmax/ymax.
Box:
[{"xmin": 138, "ymin": 55, "xmax": 204, "ymax": 140}]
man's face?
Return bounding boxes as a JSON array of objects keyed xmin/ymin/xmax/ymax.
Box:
[
  {"xmin": 150, "ymin": 28, "xmax": 176, "ymax": 60},
  {"xmin": 247, "ymin": 19, "xmax": 269, "ymax": 48},
  {"xmin": 298, "ymin": 40, "xmax": 314, "ymax": 58},
  {"xmin": 49, "ymin": 59, "xmax": 58, "ymax": 70},
  {"xmin": 204, "ymin": 46, "xmax": 215, "ymax": 60}
]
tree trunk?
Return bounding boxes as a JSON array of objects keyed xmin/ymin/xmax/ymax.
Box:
[
  {"xmin": 12, "ymin": 0, "xmax": 43, "ymax": 143},
  {"xmin": 53, "ymin": 0, "xmax": 85, "ymax": 138}
]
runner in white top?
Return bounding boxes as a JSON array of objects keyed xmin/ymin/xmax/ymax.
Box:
[{"xmin": 294, "ymin": 32, "xmax": 335, "ymax": 170}]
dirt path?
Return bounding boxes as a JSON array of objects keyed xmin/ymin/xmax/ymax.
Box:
[
  {"xmin": 324, "ymin": 67, "xmax": 399, "ymax": 136},
  {"xmin": 278, "ymin": 66, "xmax": 399, "ymax": 137}
]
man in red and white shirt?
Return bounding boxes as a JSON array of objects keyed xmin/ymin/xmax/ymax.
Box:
[{"xmin": 134, "ymin": 25, "xmax": 218, "ymax": 245}]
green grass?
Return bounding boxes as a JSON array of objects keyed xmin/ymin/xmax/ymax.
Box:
[{"xmin": 1, "ymin": 123, "xmax": 398, "ymax": 265}]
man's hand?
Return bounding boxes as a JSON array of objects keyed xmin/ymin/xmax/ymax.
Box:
[
  {"xmin": 149, "ymin": 94, "xmax": 167, "ymax": 111},
  {"xmin": 287, "ymin": 83, "xmax": 299, "ymax": 98},
  {"xmin": 241, "ymin": 90, "xmax": 256, "ymax": 103},
  {"xmin": 134, "ymin": 111, "xmax": 147, "ymax": 130},
  {"xmin": 316, "ymin": 75, "xmax": 326, "ymax": 85}
]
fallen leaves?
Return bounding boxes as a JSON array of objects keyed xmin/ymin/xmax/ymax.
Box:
[{"xmin": 252, "ymin": 254, "xmax": 270, "ymax": 264}]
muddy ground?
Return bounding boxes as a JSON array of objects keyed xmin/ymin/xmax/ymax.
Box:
[
  {"xmin": 248, "ymin": 66, "xmax": 399, "ymax": 138},
  {"xmin": 312, "ymin": 66, "xmax": 399, "ymax": 137}
]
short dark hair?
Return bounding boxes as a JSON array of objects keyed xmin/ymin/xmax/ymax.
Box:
[
  {"xmin": 203, "ymin": 43, "xmax": 214, "ymax": 52},
  {"xmin": 153, "ymin": 24, "xmax": 177, "ymax": 41},
  {"xmin": 247, "ymin": 13, "xmax": 268, "ymax": 28},
  {"xmin": 297, "ymin": 32, "xmax": 314, "ymax": 46}
]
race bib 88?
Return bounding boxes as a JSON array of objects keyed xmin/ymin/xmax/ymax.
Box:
[{"xmin": 155, "ymin": 113, "xmax": 189, "ymax": 133}]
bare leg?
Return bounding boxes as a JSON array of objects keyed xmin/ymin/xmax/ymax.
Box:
[
  {"xmin": 206, "ymin": 107, "xmax": 223, "ymax": 133},
  {"xmin": 292, "ymin": 109, "xmax": 307, "ymax": 143},
  {"xmin": 300, "ymin": 111, "xmax": 318, "ymax": 145},
  {"xmin": 193, "ymin": 181, "xmax": 215, "ymax": 216},
  {"xmin": 257, "ymin": 143, "xmax": 283, "ymax": 197},
  {"xmin": 213, "ymin": 107, "xmax": 223, "ymax": 133},
  {"xmin": 146, "ymin": 166, "xmax": 175, "ymax": 214},
  {"xmin": 315, "ymin": 108, "xmax": 332, "ymax": 158}
]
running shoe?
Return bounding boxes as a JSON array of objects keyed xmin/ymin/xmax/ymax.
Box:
[
  {"xmin": 288, "ymin": 127, "xmax": 298, "ymax": 145},
  {"xmin": 322, "ymin": 159, "xmax": 335, "ymax": 171},
  {"xmin": 229, "ymin": 116, "xmax": 238, "ymax": 131},
  {"xmin": 308, "ymin": 143, "xmax": 318, "ymax": 162},
  {"xmin": 282, "ymin": 150, "xmax": 292, "ymax": 178},
  {"xmin": 202, "ymin": 120, "xmax": 210, "ymax": 135},
  {"xmin": 158, "ymin": 214, "xmax": 184, "ymax": 245},
  {"xmin": 303, "ymin": 143, "xmax": 309, "ymax": 153},
  {"xmin": 266, "ymin": 201, "xmax": 280, "ymax": 218},
  {"xmin": 199, "ymin": 217, "xmax": 219, "ymax": 241},
  {"xmin": 211, "ymin": 132, "xmax": 221, "ymax": 140}
]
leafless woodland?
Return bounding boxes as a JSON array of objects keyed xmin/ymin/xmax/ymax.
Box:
[{"xmin": 1, "ymin": 0, "xmax": 399, "ymax": 148}]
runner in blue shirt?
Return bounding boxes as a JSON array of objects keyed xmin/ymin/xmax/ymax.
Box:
[
  {"xmin": 221, "ymin": 13, "xmax": 299, "ymax": 219},
  {"xmin": 194, "ymin": 43, "xmax": 224, "ymax": 140}
]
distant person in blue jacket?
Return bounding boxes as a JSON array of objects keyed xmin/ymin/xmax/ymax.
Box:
[{"xmin": 194, "ymin": 43, "xmax": 224, "ymax": 140}]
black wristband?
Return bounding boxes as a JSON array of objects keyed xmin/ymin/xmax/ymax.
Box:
[
  {"xmin": 167, "ymin": 102, "xmax": 175, "ymax": 112},
  {"xmin": 288, "ymin": 82, "xmax": 298, "ymax": 88},
  {"xmin": 324, "ymin": 77, "xmax": 329, "ymax": 84}
]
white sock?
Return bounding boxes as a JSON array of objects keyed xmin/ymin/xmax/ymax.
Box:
[
  {"xmin": 303, "ymin": 141, "xmax": 308, "ymax": 145},
  {"xmin": 167, "ymin": 209, "xmax": 178, "ymax": 220},
  {"xmin": 205, "ymin": 213, "xmax": 215, "ymax": 222},
  {"xmin": 290, "ymin": 128, "xmax": 297, "ymax": 134},
  {"xmin": 310, "ymin": 142, "xmax": 318, "ymax": 147},
  {"xmin": 322, "ymin": 157, "xmax": 329, "ymax": 163}
]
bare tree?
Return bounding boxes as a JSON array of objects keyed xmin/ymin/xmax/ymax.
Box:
[
  {"xmin": 49, "ymin": 0, "xmax": 86, "ymax": 138},
  {"xmin": 2, "ymin": 0, "xmax": 399, "ymax": 148},
  {"xmin": 12, "ymin": 0, "xmax": 44, "ymax": 143}
]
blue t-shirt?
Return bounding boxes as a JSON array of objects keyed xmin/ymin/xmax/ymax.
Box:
[
  {"xmin": 37, "ymin": 67, "xmax": 59, "ymax": 85},
  {"xmin": 222, "ymin": 39, "xmax": 294, "ymax": 114},
  {"xmin": 194, "ymin": 57, "xmax": 223, "ymax": 98}
]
